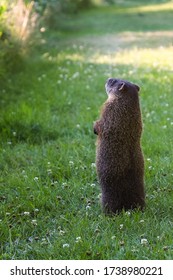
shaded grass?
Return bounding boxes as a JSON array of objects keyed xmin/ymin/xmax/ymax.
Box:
[
  {"xmin": 1, "ymin": 0, "xmax": 173, "ymax": 260},
  {"xmin": 44, "ymin": 1, "xmax": 173, "ymax": 38}
]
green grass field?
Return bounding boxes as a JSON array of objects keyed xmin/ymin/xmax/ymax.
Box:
[{"xmin": 1, "ymin": 0, "xmax": 173, "ymax": 259}]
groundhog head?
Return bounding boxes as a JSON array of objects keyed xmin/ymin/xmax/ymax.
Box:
[{"xmin": 105, "ymin": 78, "xmax": 140, "ymax": 97}]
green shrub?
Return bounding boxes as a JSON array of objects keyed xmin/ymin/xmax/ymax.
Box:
[
  {"xmin": 0, "ymin": 0, "xmax": 36, "ymax": 85},
  {"xmin": 0, "ymin": 32, "xmax": 23, "ymax": 86}
]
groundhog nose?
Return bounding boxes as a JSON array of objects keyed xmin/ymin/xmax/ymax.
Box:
[
  {"xmin": 107, "ymin": 78, "xmax": 117, "ymax": 86},
  {"xmin": 107, "ymin": 78, "xmax": 113, "ymax": 83}
]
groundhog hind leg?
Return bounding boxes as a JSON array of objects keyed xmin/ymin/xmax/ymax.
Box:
[
  {"xmin": 129, "ymin": 165, "xmax": 145, "ymax": 210},
  {"xmin": 123, "ymin": 193, "xmax": 145, "ymax": 211},
  {"xmin": 131, "ymin": 190, "xmax": 145, "ymax": 210},
  {"xmin": 122, "ymin": 172, "xmax": 145, "ymax": 211},
  {"xmin": 101, "ymin": 189, "xmax": 122, "ymax": 215}
]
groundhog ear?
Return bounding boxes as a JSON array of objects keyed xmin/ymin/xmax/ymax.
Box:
[
  {"xmin": 134, "ymin": 84, "xmax": 140, "ymax": 92},
  {"xmin": 118, "ymin": 82, "xmax": 126, "ymax": 92}
]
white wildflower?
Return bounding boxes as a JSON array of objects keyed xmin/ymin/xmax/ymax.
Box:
[
  {"xmin": 91, "ymin": 163, "xmax": 96, "ymax": 168},
  {"xmin": 40, "ymin": 27, "xmax": 46, "ymax": 32},
  {"xmin": 47, "ymin": 169, "xmax": 52, "ymax": 175},
  {"xmin": 63, "ymin": 243, "xmax": 70, "ymax": 248},
  {"xmin": 34, "ymin": 177, "xmax": 39, "ymax": 181},
  {"xmin": 72, "ymin": 72, "xmax": 79, "ymax": 79},
  {"xmin": 120, "ymin": 224, "xmax": 124, "ymax": 230},
  {"xmin": 75, "ymin": 236, "xmax": 82, "ymax": 243},
  {"xmin": 162, "ymin": 125, "xmax": 167, "ymax": 129},
  {"xmin": 23, "ymin": 212, "xmax": 30, "ymax": 216},
  {"xmin": 141, "ymin": 238, "xmax": 148, "ymax": 245},
  {"xmin": 31, "ymin": 220, "xmax": 37, "ymax": 226}
]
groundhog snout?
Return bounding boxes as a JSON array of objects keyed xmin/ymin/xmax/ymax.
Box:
[
  {"xmin": 106, "ymin": 78, "xmax": 117, "ymax": 87},
  {"xmin": 105, "ymin": 78, "xmax": 118, "ymax": 94}
]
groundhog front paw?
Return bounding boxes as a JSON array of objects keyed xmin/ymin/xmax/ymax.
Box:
[
  {"xmin": 93, "ymin": 121, "xmax": 100, "ymax": 135},
  {"xmin": 94, "ymin": 126, "xmax": 98, "ymax": 135}
]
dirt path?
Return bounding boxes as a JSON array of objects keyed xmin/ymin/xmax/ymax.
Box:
[
  {"xmin": 61, "ymin": 31, "xmax": 173, "ymax": 72},
  {"xmin": 77, "ymin": 31, "xmax": 173, "ymax": 54}
]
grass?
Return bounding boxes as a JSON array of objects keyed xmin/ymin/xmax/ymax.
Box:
[{"xmin": 0, "ymin": 0, "xmax": 173, "ymax": 260}]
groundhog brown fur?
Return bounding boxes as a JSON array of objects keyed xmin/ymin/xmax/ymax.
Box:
[{"xmin": 94, "ymin": 78, "xmax": 145, "ymax": 214}]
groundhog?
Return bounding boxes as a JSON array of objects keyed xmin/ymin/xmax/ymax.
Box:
[{"xmin": 94, "ymin": 78, "xmax": 145, "ymax": 214}]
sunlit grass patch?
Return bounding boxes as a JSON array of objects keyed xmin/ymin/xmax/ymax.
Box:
[
  {"xmin": 101, "ymin": 1, "xmax": 173, "ymax": 14},
  {"xmin": 125, "ymin": 1, "xmax": 173, "ymax": 14},
  {"xmin": 54, "ymin": 30, "xmax": 173, "ymax": 72},
  {"xmin": 97, "ymin": 46, "xmax": 173, "ymax": 71}
]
